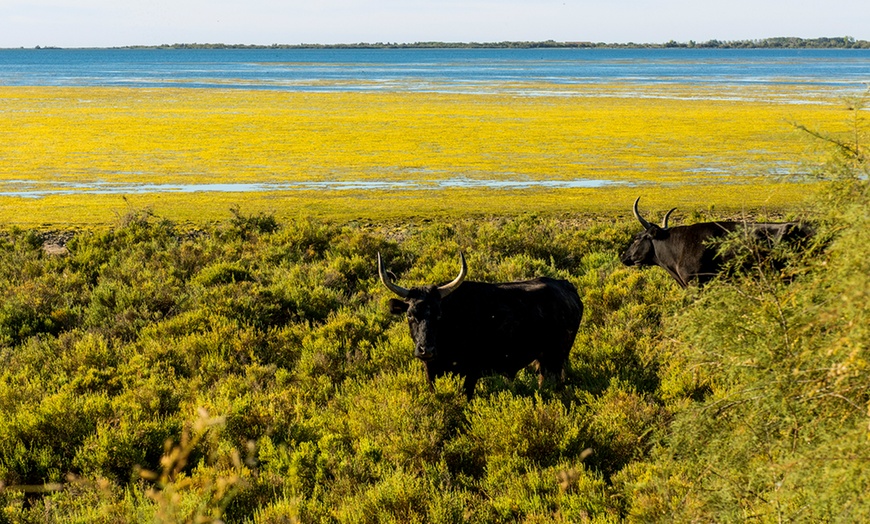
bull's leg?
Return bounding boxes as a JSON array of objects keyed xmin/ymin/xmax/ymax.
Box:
[
  {"xmin": 424, "ymin": 363, "xmax": 437, "ymax": 392},
  {"xmin": 535, "ymin": 355, "xmax": 568, "ymax": 388},
  {"xmin": 537, "ymin": 367, "xmax": 563, "ymax": 387}
]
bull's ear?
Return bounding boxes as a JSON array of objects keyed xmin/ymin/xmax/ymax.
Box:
[{"xmin": 388, "ymin": 299, "xmax": 409, "ymax": 315}]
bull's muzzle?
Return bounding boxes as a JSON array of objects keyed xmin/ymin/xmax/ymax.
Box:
[
  {"xmin": 415, "ymin": 346, "xmax": 437, "ymax": 361},
  {"xmin": 620, "ymin": 252, "xmax": 638, "ymax": 266}
]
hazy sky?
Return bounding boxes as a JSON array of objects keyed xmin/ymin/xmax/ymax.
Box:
[{"xmin": 1, "ymin": 0, "xmax": 868, "ymax": 48}]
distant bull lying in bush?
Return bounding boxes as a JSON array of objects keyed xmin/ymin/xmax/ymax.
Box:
[
  {"xmin": 378, "ymin": 252, "xmax": 583, "ymax": 398},
  {"xmin": 621, "ymin": 197, "xmax": 814, "ymax": 288}
]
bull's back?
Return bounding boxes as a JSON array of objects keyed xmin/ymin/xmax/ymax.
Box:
[
  {"xmin": 438, "ymin": 278, "xmax": 582, "ymax": 370},
  {"xmin": 455, "ymin": 277, "xmax": 582, "ymax": 326},
  {"xmin": 751, "ymin": 222, "xmax": 814, "ymax": 243},
  {"xmin": 664, "ymin": 221, "xmax": 811, "ymax": 286}
]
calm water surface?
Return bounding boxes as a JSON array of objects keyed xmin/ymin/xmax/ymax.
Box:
[
  {"xmin": 0, "ymin": 178, "xmax": 625, "ymax": 198},
  {"xmin": 1, "ymin": 47, "xmax": 868, "ymax": 92}
]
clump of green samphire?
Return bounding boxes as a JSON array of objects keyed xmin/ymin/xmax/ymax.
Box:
[{"xmin": 0, "ymin": 135, "xmax": 867, "ymax": 520}]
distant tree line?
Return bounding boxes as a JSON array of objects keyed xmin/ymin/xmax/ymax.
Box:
[
  {"xmin": 665, "ymin": 36, "xmax": 869, "ymax": 49},
  {"xmin": 121, "ymin": 37, "xmax": 870, "ymax": 50}
]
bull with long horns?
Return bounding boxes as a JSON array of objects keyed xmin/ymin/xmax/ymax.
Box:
[
  {"xmin": 379, "ymin": 252, "xmax": 583, "ymax": 398},
  {"xmin": 620, "ymin": 197, "xmax": 813, "ymax": 287}
]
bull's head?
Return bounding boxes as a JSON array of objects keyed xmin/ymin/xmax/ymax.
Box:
[
  {"xmin": 378, "ymin": 252, "xmax": 467, "ymax": 361},
  {"xmin": 620, "ymin": 197, "xmax": 676, "ymax": 267}
]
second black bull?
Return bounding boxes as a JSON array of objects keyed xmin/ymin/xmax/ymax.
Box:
[
  {"xmin": 621, "ymin": 197, "xmax": 814, "ymax": 288},
  {"xmin": 378, "ymin": 253, "xmax": 583, "ymax": 398}
]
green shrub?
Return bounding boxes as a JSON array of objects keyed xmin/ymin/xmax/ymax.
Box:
[
  {"xmin": 74, "ymin": 417, "xmax": 176, "ymax": 484},
  {"xmin": 194, "ymin": 262, "xmax": 255, "ymax": 286},
  {"xmin": 582, "ymin": 382, "xmax": 665, "ymax": 478},
  {"xmin": 0, "ymin": 389, "xmax": 109, "ymax": 486},
  {"xmin": 226, "ymin": 205, "xmax": 280, "ymax": 240},
  {"xmin": 339, "ymin": 369, "xmax": 466, "ymax": 468},
  {"xmin": 330, "ymin": 465, "xmax": 472, "ymax": 524},
  {"xmin": 263, "ymin": 216, "xmax": 334, "ymax": 262},
  {"xmin": 465, "ymin": 392, "xmax": 588, "ymax": 468}
]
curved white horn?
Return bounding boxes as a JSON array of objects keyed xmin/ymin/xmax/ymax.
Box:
[
  {"xmin": 378, "ymin": 253, "xmax": 410, "ymax": 298},
  {"xmin": 633, "ymin": 197, "xmax": 653, "ymax": 230},
  {"xmin": 437, "ymin": 252, "xmax": 467, "ymax": 298},
  {"xmin": 661, "ymin": 208, "xmax": 676, "ymax": 229}
]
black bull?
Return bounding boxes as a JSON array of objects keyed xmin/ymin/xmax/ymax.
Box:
[
  {"xmin": 378, "ymin": 253, "xmax": 583, "ymax": 398},
  {"xmin": 621, "ymin": 197, "xmax": 814, "ymax": 288}
]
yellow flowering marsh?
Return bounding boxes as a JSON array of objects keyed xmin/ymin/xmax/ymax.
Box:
[{"xmin": 0, "ymin": 84, "xmax": 852, "ymax": 225}]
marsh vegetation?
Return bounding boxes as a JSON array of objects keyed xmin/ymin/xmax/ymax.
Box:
[
  {"xmin": 0, "ymin": 162, "xmax": 867, "ymax": 522},
  {"xmin": 0, "ymin": 84, "xmax": 848, "ymax": 226}
]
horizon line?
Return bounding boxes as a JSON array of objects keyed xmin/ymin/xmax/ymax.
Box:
[{"xmin": 5, "ymin": 36, "xmax": 869, "ymax": 51}]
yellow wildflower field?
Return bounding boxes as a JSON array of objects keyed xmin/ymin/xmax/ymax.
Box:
[{"xmin": 0, "ymin": 84, "xmax": 852, "ymax": 226}]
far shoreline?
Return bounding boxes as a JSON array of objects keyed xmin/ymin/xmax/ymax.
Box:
[{"xmin": 8, "ymin": 36, "xmax": 870, "ymax": 51}]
